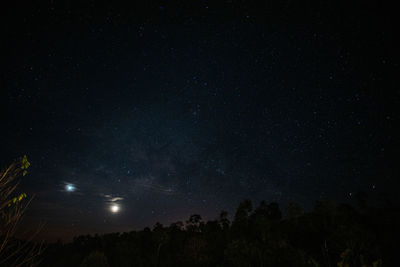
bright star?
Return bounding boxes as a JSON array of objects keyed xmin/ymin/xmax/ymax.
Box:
[{"xmin": 65, "ymin": 183, "xmax": 76, "ymax": 192}]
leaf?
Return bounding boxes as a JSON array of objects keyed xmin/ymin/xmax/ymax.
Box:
[
  {"xmin": 21, "ymin": 155, "xmax": 30, "ymax": 170},
  {"xmin": 373, "ymin": 259, "xmax": 383, "ymax": 267},
  {"xmin": 8, "ymin": 193, "xmax": 28, "ymax": 207}
]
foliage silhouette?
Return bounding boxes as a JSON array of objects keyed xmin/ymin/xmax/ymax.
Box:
[
  {"xmin": 38, "ymin": 197, "xmax": 397, "ymax": 266},
  {"xmin": 80, "ymin": 251, "xmax": 109, "ymax": 267},
  {"xmin": 0, "ymin": 156, "xmax": 43, "ymax": 266}
]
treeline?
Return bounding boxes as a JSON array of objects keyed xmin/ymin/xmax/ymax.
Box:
[{"xmin": 39, "ymin": 199, "xmax": 399, "ymax": 266}]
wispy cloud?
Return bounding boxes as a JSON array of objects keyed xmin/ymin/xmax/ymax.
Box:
[{"xmin": 103, "ymin": 194, "xmax": 124, "ymax": 203}]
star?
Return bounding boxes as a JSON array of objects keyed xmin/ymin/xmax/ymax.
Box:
[{"xmin": 65, "ymin": 183, "xmax": 76, "ymax": 192}]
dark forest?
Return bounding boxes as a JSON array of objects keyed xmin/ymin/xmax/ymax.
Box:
[{"xmin": 40, "ymin": 198, "xmax": 398, "ymax": 266}]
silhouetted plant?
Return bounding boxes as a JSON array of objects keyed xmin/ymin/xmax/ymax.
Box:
[{"xmin": 0, "ymin": 156, "xmax": 43, "ymax": 267}]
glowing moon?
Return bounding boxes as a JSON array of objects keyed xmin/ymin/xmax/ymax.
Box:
[{"xmin": 110, "ymin": 204, "xmax": 120, "ymax": 213}]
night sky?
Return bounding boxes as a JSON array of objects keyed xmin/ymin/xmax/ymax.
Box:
[{"xmin": 1, "ymin": 2, "xmax": 398, "ymax": 241}]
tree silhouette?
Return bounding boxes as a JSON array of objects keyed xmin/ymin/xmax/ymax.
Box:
[
  {"xmin": 38, "ymin": 197, "xmax": 389, "ymax": 266},
  {"xmin": 186, "ymin": 214, "xmax": 204, "ymax": 233},
  {"xmin": 232, "ymin": 199, "xmax": 252, "ymax": 237},
  {"xmin": 80, "ymin": 251, "xmax": 109, "ymax": 267},
  {"xmin": 218, "ymin": 211, "xmax": 230, "ymax": 231},
  {"xmin": 285, "ymin": 202, "xmax": 304, "ymax": 219}
]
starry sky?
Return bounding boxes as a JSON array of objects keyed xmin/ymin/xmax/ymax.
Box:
[{"xmin": 1, "ymin": 2, "xmax": 398, "ymax": 241}]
